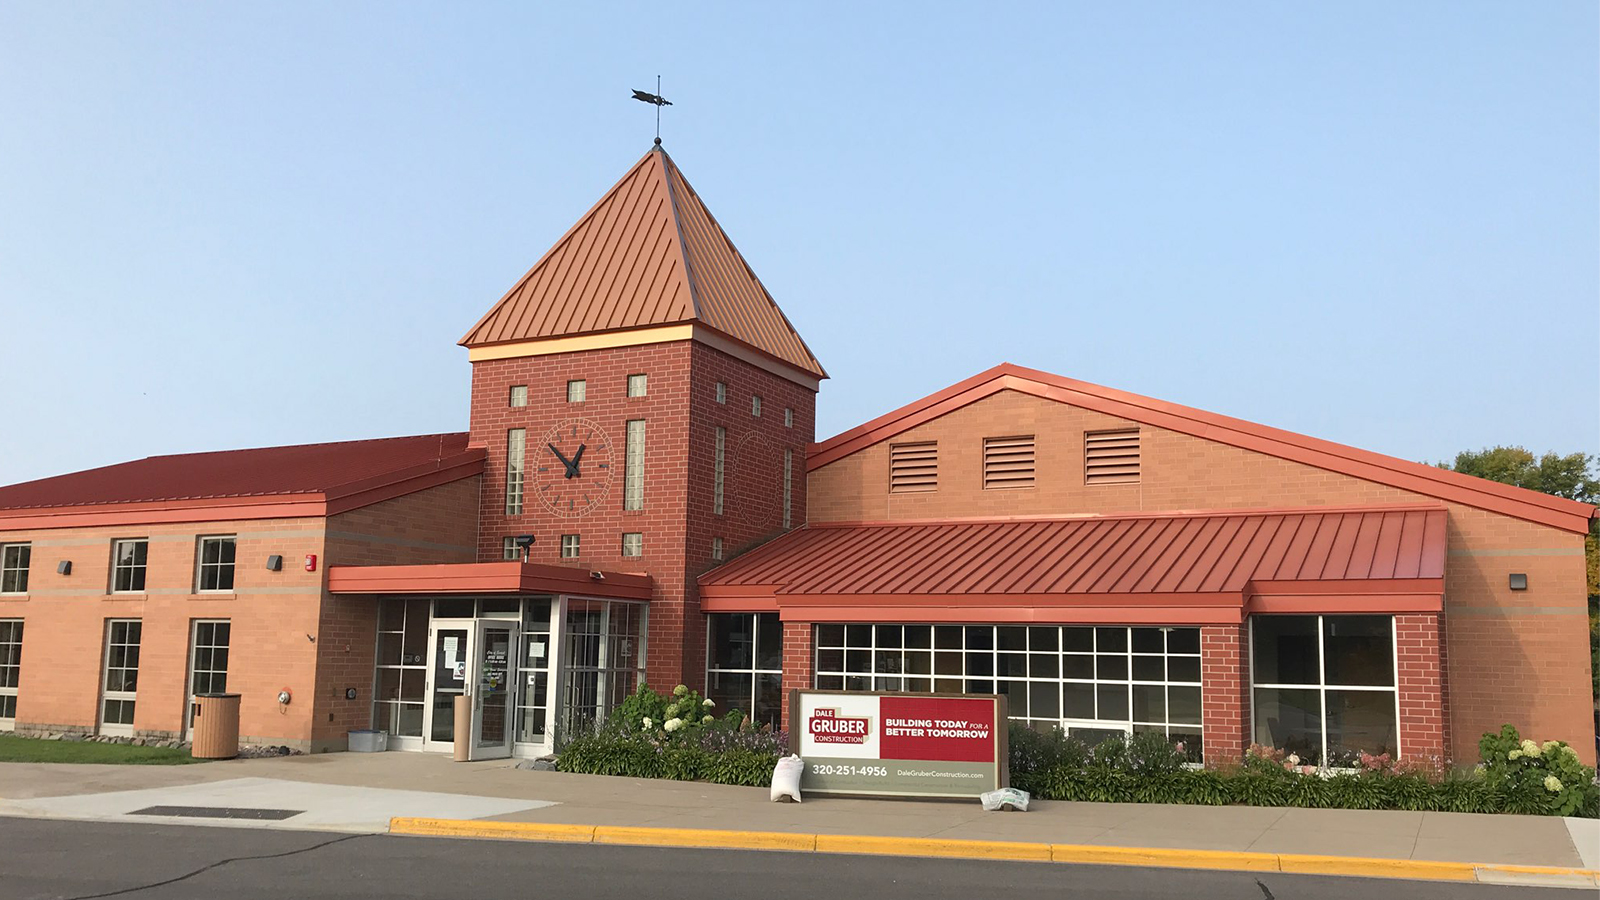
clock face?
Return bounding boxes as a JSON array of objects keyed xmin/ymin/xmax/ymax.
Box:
[{"xmin": 534, "ymin": 418, "xmax": 615, "ymax": 518}]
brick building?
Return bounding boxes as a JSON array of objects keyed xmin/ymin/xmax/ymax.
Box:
[{"xmin": 0, "ymin": 144, "xmax": 1593, "ymax": 764}]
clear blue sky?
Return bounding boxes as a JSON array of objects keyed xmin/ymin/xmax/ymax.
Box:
[{"xmin": 2, "ymin": 2, "xmax": 1595, "ymax": 485}]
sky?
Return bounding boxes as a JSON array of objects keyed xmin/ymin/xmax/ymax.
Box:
[{"xmin": 1, "ymin": 2, "xmax": 1596, "ymax": 485}]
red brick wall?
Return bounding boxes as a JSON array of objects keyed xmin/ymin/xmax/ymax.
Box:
[
  {"xmin": 470, "ymin": 339, "xmax": 815, "ymax": 691},
  {"xmin": 1396, "ymin": 613, "xmax": 1446, "ymax": 761},
  {"xmin": 313, "ymin": 476, "xmax": 482, "ymax": 748},
  {"xmin": 779, "ymin": 619, "xmax": 814, "ymax": 728},
  {"xmin": 1200, "ymin": 625, "xmax": 1248, "ymax": 764},
  {"xmin": 808, "ymin": 389, "xmax": 1595, "ymax": 764}
]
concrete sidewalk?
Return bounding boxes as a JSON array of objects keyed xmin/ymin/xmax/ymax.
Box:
[{"xmin": 1, "ymin": 751, "xmax": 1595, "ymax": 881}]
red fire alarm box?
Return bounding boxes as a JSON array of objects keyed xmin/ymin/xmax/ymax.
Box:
[{"xmin": 304, "ymin": 554, "xmax": 317, "ymax": 572}]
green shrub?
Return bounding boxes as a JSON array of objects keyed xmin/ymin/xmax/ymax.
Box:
[{"xmin": 1006, "ymin": 722, "xmax": 1597, "ymax": 818}]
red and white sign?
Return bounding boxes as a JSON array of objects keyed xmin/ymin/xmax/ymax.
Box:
[{"xmin": 792, "ymin": 691, "xmax": 1008, "ymax": 798}]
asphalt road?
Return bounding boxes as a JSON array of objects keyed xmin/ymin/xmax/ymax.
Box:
[{"xmin": 0, "ymin": 818, "xmax": 1563, "ymax": 900}]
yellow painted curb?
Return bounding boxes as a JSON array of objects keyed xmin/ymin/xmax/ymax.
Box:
[
  {"xmin": 386, "ymin": 816, "xmax": 1600, "ymax": 887},
  {"xmin": 1052, "ymin": 844, "xmax": 1277, "ymax": 872},
  {"xmin": 594, "ymin": 825, "xmax": 816, "ymax": 852},
  {"xmin": 1277, "ymin": 853, "xmax": 1475, "ymax": 882},
  {"xmin": 389, "ymin": 817, "xmax": 596, "ymax": 843},
  {"xmin": 814, "ymin": 834, "xmax": 1052, "ymax": 862}
]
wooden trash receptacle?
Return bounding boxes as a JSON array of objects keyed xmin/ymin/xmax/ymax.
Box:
[{"xmin": 191, "ymin": 693, "xmax": 241, "ymax": 759}]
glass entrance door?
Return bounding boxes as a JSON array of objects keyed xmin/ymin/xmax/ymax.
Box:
[
  {"xmin": 423, "ymin": 622, "xmax": 471, "ymax": 751},
  {"xmin": 469, "ymin": 620, "xmax": 517, "ymax": 760}
]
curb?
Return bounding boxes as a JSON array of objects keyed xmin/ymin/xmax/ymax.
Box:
[{"xmin": 388, "ymin": 817, "xmax": 1600, "ymax": 888}]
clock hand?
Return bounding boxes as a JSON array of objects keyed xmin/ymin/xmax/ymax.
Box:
[
  {"xmin": 570, "ymin": 443, "xmax": 586, "ymax": 476},
  {"xmin": 547, "ymin": 443, "xmax": 577, "ymax": 479}
]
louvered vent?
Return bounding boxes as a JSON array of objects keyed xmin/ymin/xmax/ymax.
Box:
[
  {"xmin": 889, "ymin": 442, "xmax": 938, "ymax": 493},
  {"xmin": 1085, "ymin": 429, "xmax": 1140, "ymax": 484},
  {"xmin": 983, "ymin": 436, "xmax": 1035, "ymax": 489}
]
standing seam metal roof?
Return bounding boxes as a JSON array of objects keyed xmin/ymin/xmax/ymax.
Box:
[
  {"xmin": 460, "ymin": 147, "xmax": 825, "ymax": 379},
  {"xmin": 699, "ymin": 505, "xmax": 1447, "ymax": 598}
]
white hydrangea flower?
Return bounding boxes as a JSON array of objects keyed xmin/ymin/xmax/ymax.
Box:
[
  {"xmin": 1543, "ymin": 775, "xmax": 1562, "ymax": 793},
  {"xmin": 702, "ymin": 698, "xmax": 714, "ymax": 707},
  {"xmin": 702, "ymin": 715, "xmax": 714, "ymax": 724},
  {"xmin": 642, "ymin": 717, "xmax": 653, "ymax": 729},
  {"xmin": 664, "ymin": 718, "xmax": 683, "ymax": 732},
  {"xmin": 1286, "ymin": 754, "xmax": 1300, "ymax": 766},
  {"xmin": 673, "ymin": 684, "xmax": 688, "ymax": 697},
  {"xmin": 1541, "ymin": 740, "xmax": 1560, "ymax": 753},
  {"xmin": 1519, "ymin": 739, "xmax": 1541, "ymax": 758},
  {"xmin": 1508, "ymin": 749, "xmax": 1522, "ymax": 760}
]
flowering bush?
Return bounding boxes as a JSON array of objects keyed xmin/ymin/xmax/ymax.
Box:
[
  {"xmin": 554, "ymin": 683, "xmax": 786, "ymax": 786},
  {"xmin": 1009, "ymin": 722, "xmax": 1597, "ymax": 817},
  {"xmin": 1478, "ymin": 725, "xmax": 1598, "ymax": 817}
]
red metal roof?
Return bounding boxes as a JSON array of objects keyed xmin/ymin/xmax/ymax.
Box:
[
  {"xmin": 460, "ymin": 146, "xmax": 826, "ymax": 380},
  {"xmin": 700, "ymin": 505, "xmax": 1447, "ymax": 619},
  {"xmin": 0, "ymin": 433, "xmax": 482, "ymax": 511},
  {"xmin": 807, "ymin": 364, "xmax": 1598, "ymax": 535}
]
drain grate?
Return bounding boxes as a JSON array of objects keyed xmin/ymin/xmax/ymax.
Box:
[{"xmin": 129, "ymin": 805, "xmax": 304, "ymax": 821}]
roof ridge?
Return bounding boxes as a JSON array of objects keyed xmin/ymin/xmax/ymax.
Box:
[
  {"xmin": 660, "ymin": 151, "xmax": 827, "ymax": 378},
  {"xmin": 139, "ymin": 431, "xmax": 470, "ymax": 462},
  {"xmin": 459, "ymin": 150, "xmax": 664, "ymax": 347},
  {"xmin": 656, "ymin": 147, "xmax": 704, "ymax": 321}
]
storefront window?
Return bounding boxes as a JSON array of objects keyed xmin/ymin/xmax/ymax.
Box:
[
  {"xmin": 813, "ymin": 623, "xmax": 1203, "ymax": 760},
  {"xmin": 705, "ymin": 613, "xmax": 782, "ymax": 728},
  {"xmin": 560, "ymin": 599, "xmax": 646, "ymax": 733},
  {"xmin": 1251, "ymin": 615, "xmax": 1397, "ymax": 766},
  {"xmin": 373, "ymin": 599, "xmax": 430, "ymax": 737},
  {"xmin": 517, "ymin": 598, "xmax": 553, "ymax": 742}
]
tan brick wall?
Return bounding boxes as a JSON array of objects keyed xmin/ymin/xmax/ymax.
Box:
[
  {"xmin": 0, "ymin": 518, "xmax": 327, "ymax": 748},
  {"xmin": 808, "ymin": 389, "xmax": 1595, "ymax": 764}
]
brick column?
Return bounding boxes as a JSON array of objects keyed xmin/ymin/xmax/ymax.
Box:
[
  {"xmin": 1201, "ymin": 624, "xmax": 1249, "ymax": 765},
  {"xmin": 779, "ymin": 619, "xmax": 812, "ymax": 731},
  {"xmin": 1395, "ymin": 613, "xmax": 1446, "ymax": 761}
]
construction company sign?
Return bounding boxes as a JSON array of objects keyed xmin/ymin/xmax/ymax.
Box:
[{"xmin": 790, "ymin": 691, "xmax": 1008, "ymax": 798}]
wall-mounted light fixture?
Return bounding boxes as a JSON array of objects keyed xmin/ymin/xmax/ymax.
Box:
[
  {"xmin": 56, "ymin": 560, "xmax": 71, "ymax": 575},
  {"xmin": 515, "ymin": 535, "xmax": 535, "ymax": 563},
  {"xmin": 266, "ymin": 555, "xmax": 283, "ymax": 571},
  {"xmin": 1508, "ymin": 573, "xmax": 1528, "ymax": 591}
]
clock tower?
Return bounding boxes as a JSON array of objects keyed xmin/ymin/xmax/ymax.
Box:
[{"xmin": 461, "ymin": 145, "xmax": 826, "ymax": 691}]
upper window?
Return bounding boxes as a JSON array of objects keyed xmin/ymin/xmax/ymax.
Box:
[
  {"xmin": 509, "ymin": 385, "xmax": 528, "ymax": 408},
  {"xmin": 560, "ymin": 534, "xmax": 581, "ymax": 559},
  {"xmin": 621, "ymin": 532, "xmax": 643, "ymax": 558},
  {"xmin": 627, "ymin": 374, "xmax": 648, "ymax": 398},
  {"xmin": 502, "ymin": 536, "xmax": 520, "ymax": 561},
  {"xmin": 623, "ymin": 420, "xmax": 645, "ymax": 511},
  {"xmin": 505, "ymin": 429, "xmax": 527, "ymax": 516},
  {"xmin": 713, "ymin": 427, "xmax": 726, "ymax": 515},
  {"xmin": 0, "ymin": 544, "xmax": 30, "ymax": 594},
  {"xmin": 782, "ymin": 449, "xmax": 794, "ymax": 530},
  {"xmin": 751, "ymin": 395, "xmax": 762, "ymax": 417},
  {"xmin": 715, "ymin": 382, "xmax": 727, "ymax": 404},
  {"xmin": 1251, "ymin": 615, "xmax": 1397, "ymax": 767},
  {"xmin": 784, "ymin": 408, "xmax": 793, "ymax": 428},
  {"xmin": 111, "ymin": 539, "xmax": 148, "ymax": 593},
  {"xmin": 1085, "ymin": 429, "xmax": 1140, "ymax": 484},
  {"xmin": 711, "ymin": 537, "xmax": 725, "ymax": 561},
  {"xmin": 196, "ymin": 536, "xmax": 236, "ymax": 593},
  {"xmin": 567, "ymin": 380, "xmax": 587, "ymax": 403},
  {"xmin": 889, "ymin": 442, "xmax": 938, "ymax": 494},
  {"xmin": 983, "ymin": 436, "xmax": 1036, "ymax": 489}
]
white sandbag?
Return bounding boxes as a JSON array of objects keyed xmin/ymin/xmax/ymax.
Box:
[
  {"xmin": 770, "ymin": 754, "xmax": 804, "ymax": 803},
  {"xmin": 980, "ymin": 787, "xmax": 1030, "ymax": 812}
]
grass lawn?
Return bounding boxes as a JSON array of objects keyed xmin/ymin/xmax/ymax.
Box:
[{"xmin": 0, "ymin": 735, "xmax": 205, "ymax": 765}]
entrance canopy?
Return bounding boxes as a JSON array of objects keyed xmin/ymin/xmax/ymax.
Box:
[
  {"xmin": 328, "ymin": 561, "xmax": 651, "ymax": 601},
  {"xmin": 699, "ymin": 504, "xmax": 1446, "ymax": 624}
]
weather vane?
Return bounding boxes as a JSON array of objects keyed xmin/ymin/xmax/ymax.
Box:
[{"xmin": 631, "ymin": 75, "xmax": 671, "ymax": 145}]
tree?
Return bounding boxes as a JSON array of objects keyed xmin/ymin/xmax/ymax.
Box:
[{"xmin": 1439, "ymin": 447, "xmax": 1599, "ymax": 702}]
